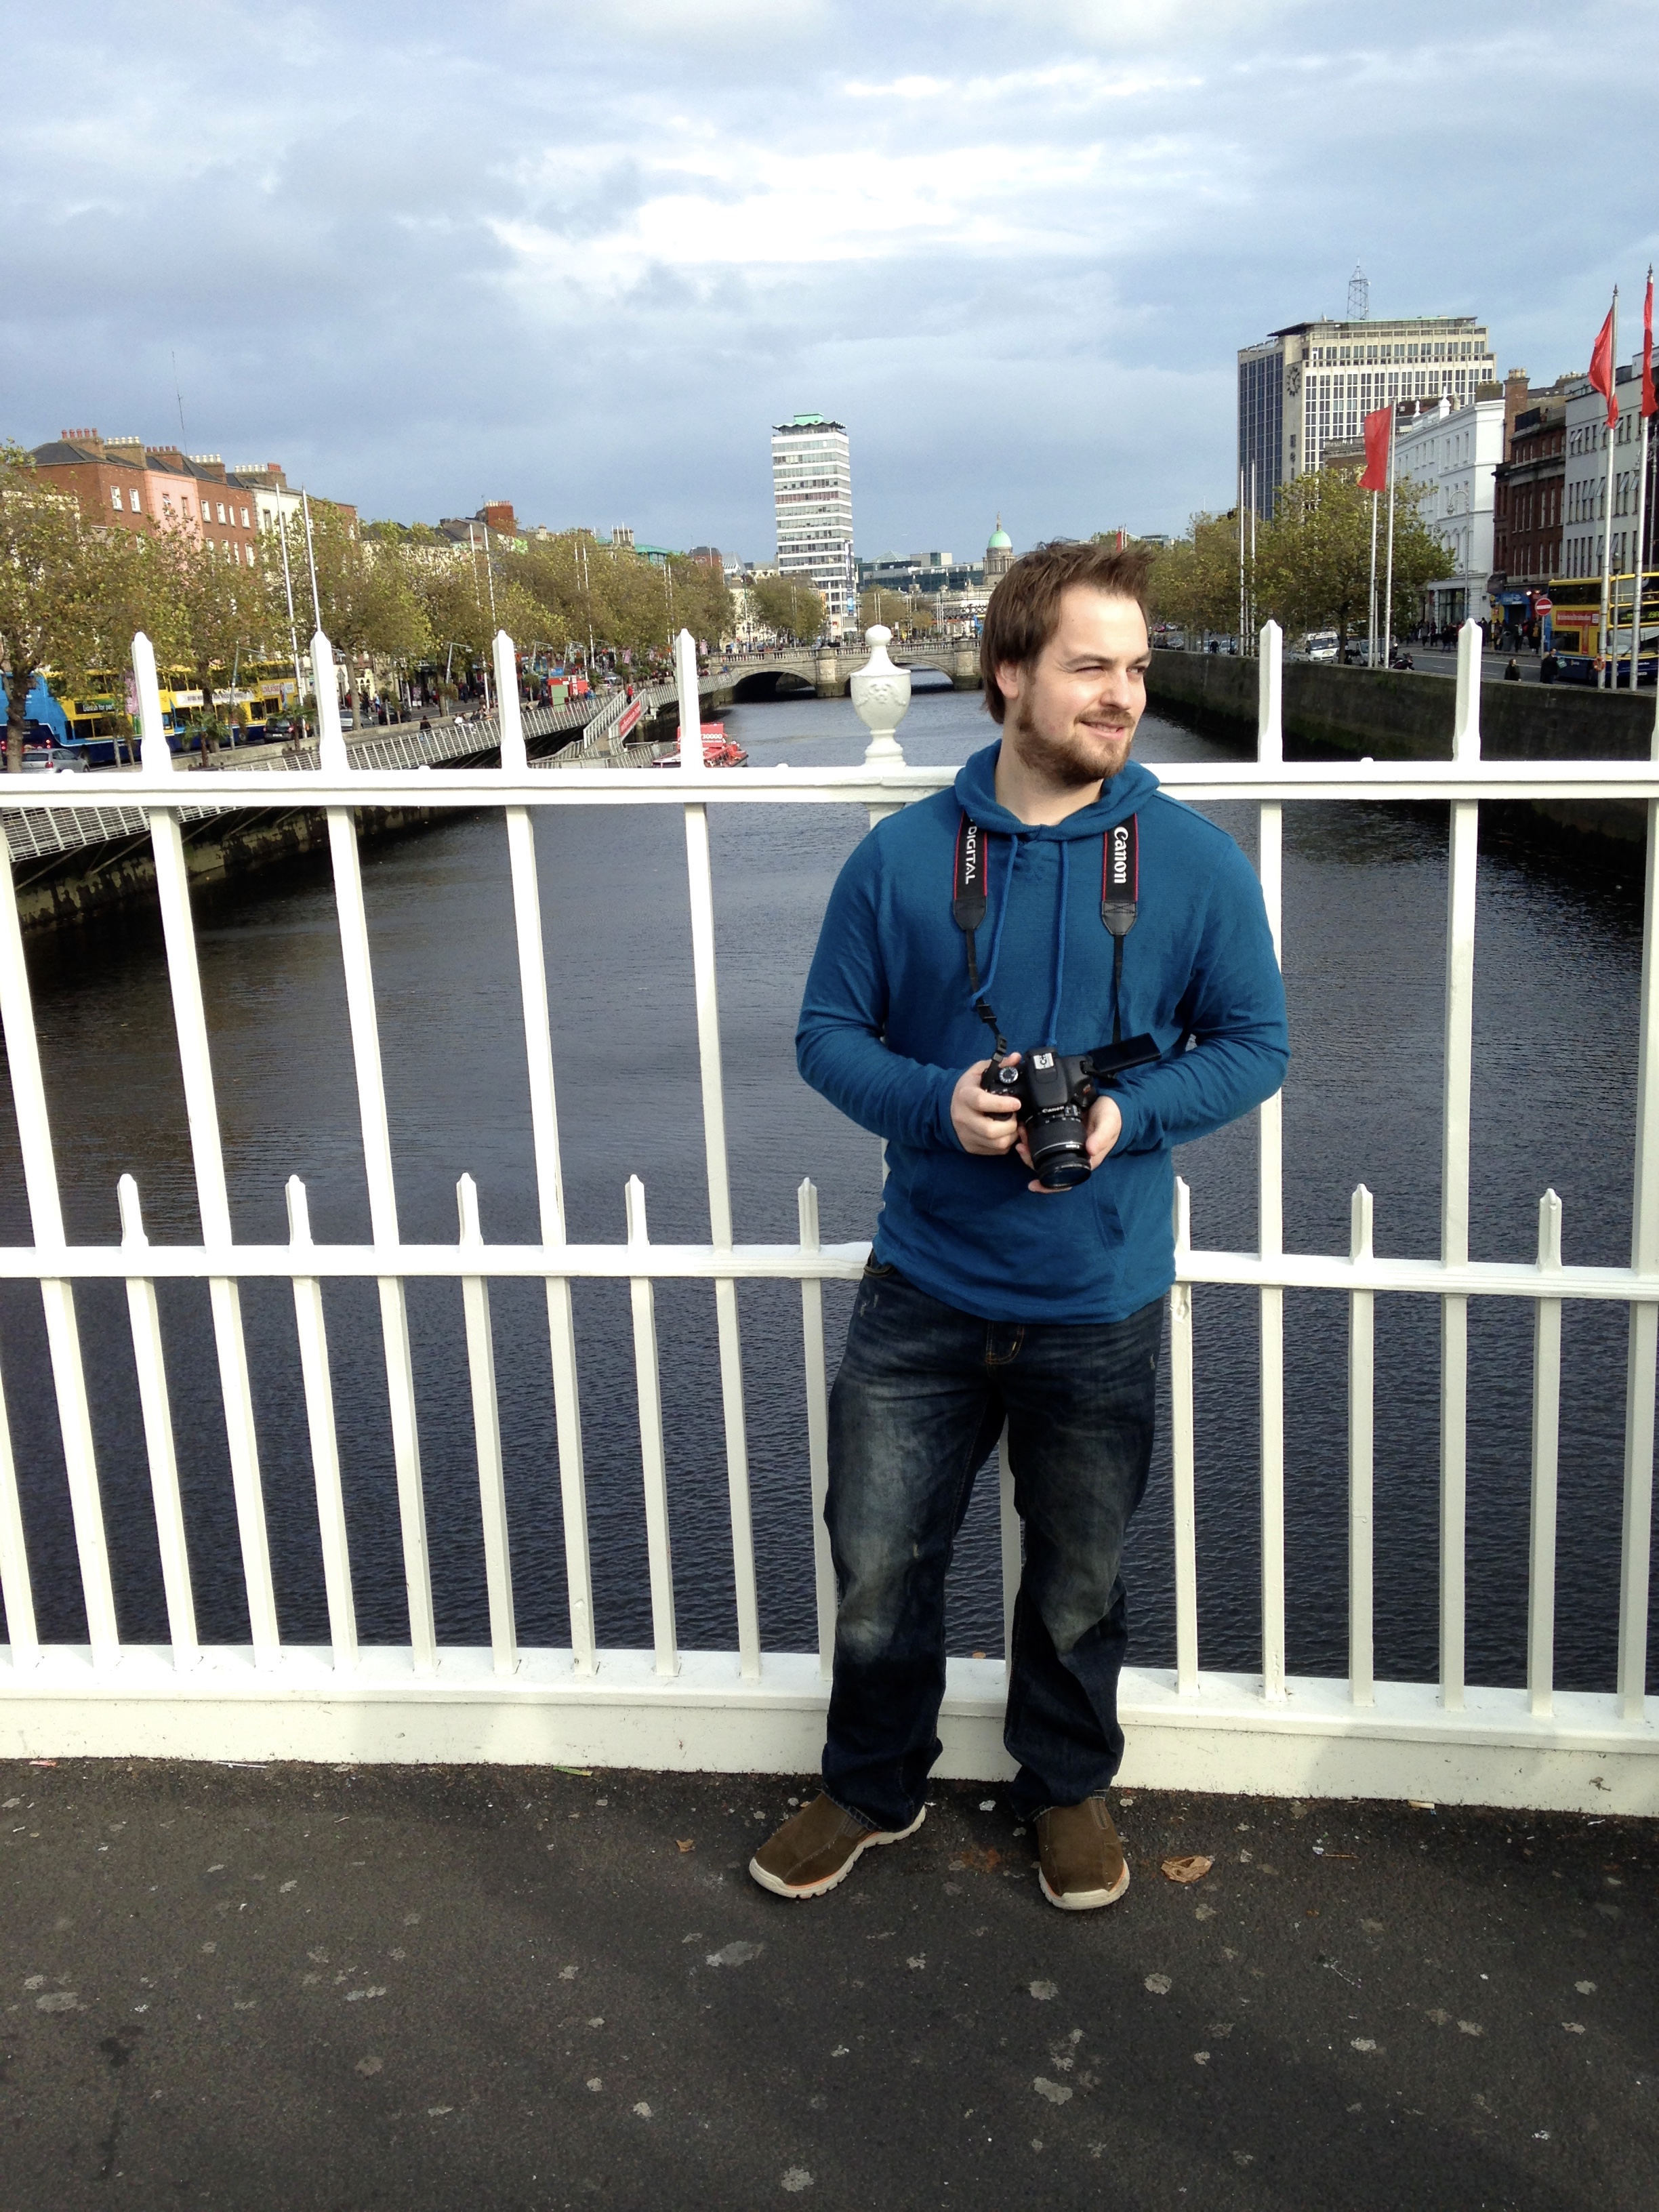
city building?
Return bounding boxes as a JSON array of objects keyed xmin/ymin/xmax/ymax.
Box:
[
  {"xmin": 1393, "ymin": 388, "xmax": 1507, "ymax": 628},
  {"xmin": 1492, "ymin": 387, "xmax": 1570, "ymax": 605},
  {"xmin": 855, "ymin": 520, "xmax": 1015, "ymax": 632},
  {"xmin": 228, "ymin": 461, "xmax": 302, "ymax": 537},
  {"xmin": 1560, "ymin": 356, "xmax": 1658, "ymax": 583},
  {"xmin": 771, "ymin": 413, "xmax": 855, "ymax": 637},
  {"xmin": 28, "ymin": 433, "xmax": 357, "ymax": 563},
  {"xmin": 30, "ymin": 430, "xmax": 264, "ymax": 566},
  {"xmin": 1237, "ymin": 312, "xmax": 1498, "ymax": 518}
]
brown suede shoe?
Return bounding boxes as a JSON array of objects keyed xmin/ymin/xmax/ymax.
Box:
[
  {"xmin": 748, "ymin": 1793, "xmax": 925, "ymax": 1900},
  {"xmin": 1035, "ymin": 1797, "xmax": 1130, "ymax": 1911}
]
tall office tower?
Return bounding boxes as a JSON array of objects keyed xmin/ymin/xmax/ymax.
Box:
[
  {"xmin": 1237, "ymin": 312, "xmax": 1498, "ymax": 518},
  {"xmin": 771, "ymin": 413, "xmax": 855, "ymax": 637}
]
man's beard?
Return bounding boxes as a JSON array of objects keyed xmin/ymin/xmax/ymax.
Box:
[{"xmin": 1006, "ymin": 701, "xmax": 1134, "ymax": 788}]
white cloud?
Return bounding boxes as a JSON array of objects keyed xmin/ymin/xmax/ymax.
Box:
[{"xmin": 3, "ymin": 0, "xmax": 1658, "ymax": 554}]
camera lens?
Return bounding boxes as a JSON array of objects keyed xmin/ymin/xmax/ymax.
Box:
[{"xmin": 1027, "ymin": 1109, "xmax": 1091, "ymax": 1189}]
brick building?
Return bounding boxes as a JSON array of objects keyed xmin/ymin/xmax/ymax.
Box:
[
  {"xmin": 26, "ymin": 433, "xmax": 356, "ymax": 568},
  {"xmin": 30, "ymin": 431, "xmax": 264, "ymax": 568},
  {"xmin": 1492, "ymin": 394, "xmax": 1568, "ymax": 596}
]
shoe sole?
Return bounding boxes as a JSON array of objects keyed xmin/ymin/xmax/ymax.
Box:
[
  {"xmin": 1038, "ymin": 1860, "xmax": 1131, "ymax": 1912},
  {"xmin": 748, "ymin": 1805, "xmax": 926, "ymax": 1900}
]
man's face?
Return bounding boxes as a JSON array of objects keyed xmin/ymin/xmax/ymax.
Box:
[{"xmin": 995, "ymin": 587, "xmax": 1149, "ymax": 787}]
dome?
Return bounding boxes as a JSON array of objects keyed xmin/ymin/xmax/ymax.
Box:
[{"xmin": 987, "ymin": 516, "xmax": 1012, "ymax": 550}]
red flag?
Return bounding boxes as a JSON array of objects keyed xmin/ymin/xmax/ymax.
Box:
[
  {"xmin": 1641, "ymin": 268, "xmax": 1656, "ymax": 419},
  {"xmin": 1359, "ymin": 405, "xmax": 1392, "ymax": 491},
  {"xmin": 1589, "ymin": 299, "xmax": 1618, "ymax": 428}
]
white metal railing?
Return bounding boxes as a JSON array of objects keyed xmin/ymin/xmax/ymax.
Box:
[
  {"xmin": 0, "ymin": 695, "xmax": 604, "ymax": 868},
  {"xmin": 0, "ymin": 619, "xmax": 1654, "ymax": 1814}
]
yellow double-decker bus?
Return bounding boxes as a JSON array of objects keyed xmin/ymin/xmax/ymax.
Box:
[{"xmin": 1544, "ymin": 571, "xmax": 1659, "ymax": 685}]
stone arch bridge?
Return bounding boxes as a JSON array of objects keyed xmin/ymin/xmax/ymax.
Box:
[{"xmin": 704, "ymin": 641, "xmax": 981, "ymax": 703}]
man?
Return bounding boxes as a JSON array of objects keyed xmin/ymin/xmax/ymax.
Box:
[{"xmin": 751, "ymin": 542, "xmax": 1288, "ymax": 1912}]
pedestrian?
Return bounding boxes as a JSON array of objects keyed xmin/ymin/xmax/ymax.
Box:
[
  {"xmin": 752, "ymin": 541, "xmax": 1288, "ymax": 1912},
  {"xmin": 1504, "ymin": 657, "xmax": 1521, "ymax": 682},
  {"xmin": 1540, "ymin": 651, "xmax": 1558, "ymax": 685}
]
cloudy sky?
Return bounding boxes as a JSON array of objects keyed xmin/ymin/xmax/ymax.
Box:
[{"xmin": 4, "ymin": 0, "xmax": 1656, "ymax": 561}]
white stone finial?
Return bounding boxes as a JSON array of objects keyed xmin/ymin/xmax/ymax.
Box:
[{"xmin": 851, "ymin": 625, "xmax": 911, "ymax": 766}]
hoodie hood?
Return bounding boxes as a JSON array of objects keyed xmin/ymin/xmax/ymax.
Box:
[
  {"xmin": 952, "ymin": 741, "xmax": 1160, "ymax": 838},
  {"xmin": 949, "ymin": 742, "xmax": 1164, "ymax": 1047}
]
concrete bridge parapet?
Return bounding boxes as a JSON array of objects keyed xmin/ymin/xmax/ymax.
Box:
[{"xmin": 708, "ymin": 641, "xmax": 983, "ymax": 703}]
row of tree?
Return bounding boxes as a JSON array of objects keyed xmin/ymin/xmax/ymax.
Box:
[
  {"xmin": 1142, "ymin": 468, "xmax": 1450, "ymax": 652},
  {"xmin": 0, "ymin": 443, "xmax": 741, "ymax": 769}
]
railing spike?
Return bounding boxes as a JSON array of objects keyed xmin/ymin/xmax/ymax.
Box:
[
  {"xmin": 1537, "ymin": 1188, "xmax": 1563, "ymax": 1270},
  {"xmin": 626, "ymin": 1173, "xmax": 649, "ymax": 1244},
  {"xmin": 284, "ymin": 1173, "xmax": 312, "ymax": 1244},
  {"xmin": 457, "ymin": 1172, "xmax": 483, "ymax": 1243},
  {"xmin": 493, "ymin": 632, "xmax": 527, "ymax": 773},
  {"xmin": 1350, "ymin": 1183, "xmax": 1374, "ymax": 1261},
  {"xmin": 117, "ymin": 1172, "xmax": 146, "ymax": 1246},
  {"xmin": 796, "ymin": 1176, "xmax": 820, "ymax": 1253}
]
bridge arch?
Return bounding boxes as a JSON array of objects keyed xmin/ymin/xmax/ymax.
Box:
[{"xmin": 729, "ymin": 668, "xmax": 817, "ymax": 703}]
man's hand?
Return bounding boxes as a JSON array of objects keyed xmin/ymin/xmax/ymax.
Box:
[
  {"xmin": 1016, "ymin": 1091, "xmax": 1122, "ymax": 1195},
  {"xmin": 951, "ymin": 1056, "xmax": 1023, "ymax": 1156}
]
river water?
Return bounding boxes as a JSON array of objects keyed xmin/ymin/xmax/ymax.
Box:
[{"xmin": 1, "ymin": 680, "xmax": 1653, "ymax": 1691}]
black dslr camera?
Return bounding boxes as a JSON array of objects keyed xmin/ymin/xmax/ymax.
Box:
[{"xmin": 982, "ymin": 1034, "xmax": 1160, "ymax": 1189}]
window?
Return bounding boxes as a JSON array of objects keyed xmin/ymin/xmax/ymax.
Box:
[
  {"xmin": 217, "ymin": 502, "xmax": 226, "ymax": 524},
  {"xmin": 130, "ymin": 489, "xmax": 141, "ymax": 512},
  {"xmin": 241, "ymin": 508, "xmax": 250, "ymax": 528},
  {"xmin": 110, "ymin": 487, "xmax": 123, "ymax": 510}
]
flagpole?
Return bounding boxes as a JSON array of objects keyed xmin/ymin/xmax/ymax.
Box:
[
  {"xmin": 1598, "ymin": 289, "xmax": 1620, "ymax": 691},
  {"xmin": 1382, "ymin": 407, "xmax": 1397, "ymax": 668},
  {"xmin": 1367, "ymin": 491, "xmax": 1379, "ymax": 667},
  {"xmin": 1633, "ymin": 411, "xmax": 1650, "ymax": 691},
  {"xmin": 1632, "ymin": 266, "xmax": 1654, "ymax": 693}
]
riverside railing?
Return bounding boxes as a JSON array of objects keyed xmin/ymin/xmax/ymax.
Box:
[
  {"xmin": 0, "ymin": 693, "xmax": 605, "ymax": 869},
  {"xmin": 0, "ymin": 619, "xmax": 1653, "ymax": 1815}
]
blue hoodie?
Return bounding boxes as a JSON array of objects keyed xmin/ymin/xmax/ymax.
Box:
[{"xmin": 796, "ymin": 741, "xmax": 1288, "ymax": 1323}]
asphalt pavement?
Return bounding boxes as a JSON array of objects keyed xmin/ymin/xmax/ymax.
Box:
[{"xmin": 2, "ymin": 1759, "xmax": 1654, "ymax": 2212}]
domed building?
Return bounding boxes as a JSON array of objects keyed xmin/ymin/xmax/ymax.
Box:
[{"xmin": 985, "ymin": 517, "xmax": 1014, "ymax": 583}]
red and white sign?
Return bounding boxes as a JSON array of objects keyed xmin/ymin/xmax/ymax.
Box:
[{"xmin": 617, "ymin": 699, "xmax": 642, "ymax": 739}]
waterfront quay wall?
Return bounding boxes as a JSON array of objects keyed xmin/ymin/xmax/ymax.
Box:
[
  {"xmin": 1148, "ymin": 649, "xmax": 1657, "ymax": 852},
  {"xmin": 7, "ymin": 801, "xmax": 444, "ymax": 936},
  {"xmin": 3, "ymin": 702, "xmax": 598, "ymax": 938}
]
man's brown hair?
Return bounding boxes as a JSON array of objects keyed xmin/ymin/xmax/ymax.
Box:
[{"xmin": 978, "ymin": 540, "xmax": 1153, "ymax": 725}]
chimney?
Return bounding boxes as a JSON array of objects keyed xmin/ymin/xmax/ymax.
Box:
[
  {"xmin": 188, "ymin": 453, "xmax": 227, "ymax": 482},
  {"xmin": 1502, "ymin": 368, "xmax": 1532, "ymax": 460},
  {"xmin": 104, "ymin": 436, "xmax": 148, "ymax": 468},
  {"xmin": 60, "ymin": 428, "xmax": 105, "ymax": 456},
  {"xmin": 480, "ymin": 500, "xmax": 516, "ymax": 534}
]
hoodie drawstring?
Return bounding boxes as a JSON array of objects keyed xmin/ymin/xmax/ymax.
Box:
[
  {"xmin": 1042, "ymin": 840, "xmax": 1069, "ymax": 1048},
  {"xmin": 974, "ymin": 833, "xmax": 1022, "ymax": 1008}
]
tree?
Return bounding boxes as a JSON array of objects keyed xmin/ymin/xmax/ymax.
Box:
[
  {"xmin": 1256, "ymin": 468, "xmax": 1447, "ymax": 655},
  {"xmin": 751, "ymin": 575, "xmax": 825, "ymax": 644},
  {"xmin": 858, "ymin": 587, "xmax": 909, "ymax": 631},
  {"xmin": 142, "ymin": 523, "xmax": 279, "ymax": 750},
  {"xmin": 1146, "ymin": 513, "xmax": 1248, "ymax": 640},
  {"xmin": 283, "ymin": 505, "xmax": 432, "ymax": 718},
  {"xmin": 0, "ymin": 443, "xmax": 142, "ymax": 771}
]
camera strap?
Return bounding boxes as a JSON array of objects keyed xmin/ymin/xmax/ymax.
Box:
[
  {"xmin": 951, "ymin": 814, "xmax": 1008, "ymax": 1057},
  {"xmin": 1101, "ymin": 815, "xmax": 1139, "ymax": 1043},
  {"xmin": 952, "ymin": 811, "xmax": 1139, "ymax": 1054}
]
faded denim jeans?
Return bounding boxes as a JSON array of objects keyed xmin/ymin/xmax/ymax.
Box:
[{"xmin": 822, "ymin": 1260, "xmax": 1163, "ymax": 1832}]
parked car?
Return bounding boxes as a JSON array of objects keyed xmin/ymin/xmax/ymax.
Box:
[
  {"xmin": 22, "ymin": 739, "xmax": 90, "ymax": 773},
  {"xmin": 1303, "ymin": 632, "xmax": 1339, "ymax": 663}
]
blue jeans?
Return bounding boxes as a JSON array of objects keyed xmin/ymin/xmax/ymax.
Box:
[{"xmin": 821, "ymin": 1261, "xmax": 1163, "ymax": 1831}]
